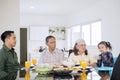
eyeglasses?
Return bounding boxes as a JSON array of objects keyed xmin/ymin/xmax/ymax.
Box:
[{"xmin": 77, "ymin": 44, "xmax": 86, "ymax": 47}]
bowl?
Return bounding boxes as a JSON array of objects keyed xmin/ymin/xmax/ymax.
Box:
[
  {"xmin": 35, "ymin": 74, "xmax": 52, "ymax": 80},
  {"xmin": 35, "ymin": 64, "xmax": 53, "ymax": 74}
]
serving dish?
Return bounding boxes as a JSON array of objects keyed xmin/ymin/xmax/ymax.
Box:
[
  {"xmin": 35, "ymin": 65, "xmax": 53, "ymax": 74},
  {"xmin": 35, "ymin": 74, "xmax": 52, "ymax": 80},
  {"xmin": 53, "ymin": 67, "xmax": 72, "ymax": 75}
]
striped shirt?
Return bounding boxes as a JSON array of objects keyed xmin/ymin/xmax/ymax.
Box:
[{"xmin": 38, "ymin": 48, "xmax": 64, "ymax": 65}]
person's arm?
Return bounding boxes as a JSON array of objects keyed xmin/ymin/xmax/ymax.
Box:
[
  {"xmin": 96, "ymin": 55, "xmax": 102, "ymax": 67},
  {"xmin": 89, "ymin": 55, "xmax": 97, "ymax": 67},
  {"xmin": 105, "ymin": 52, "xmax": 114, "ymax": 67},
  {"xmin": 0, "ymin": 53, "xmax": 8, "ymax": 79}
]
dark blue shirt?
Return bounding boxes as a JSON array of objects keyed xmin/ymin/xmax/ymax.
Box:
[{"xmin": 97, "ymin": 51, "xmax": 114, "ymax": 67}]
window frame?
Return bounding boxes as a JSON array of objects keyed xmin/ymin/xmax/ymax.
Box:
[{"xmin": 68, "ymin": 20, "xmax": 101, "ymax": 48}]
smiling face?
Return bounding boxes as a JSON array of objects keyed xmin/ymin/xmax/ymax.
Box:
[
  {"xmin": 76, "ymin": 40, "xmax": 86, "ymax": 53},
  {"xmin": 98, "ymin": 44, "xmax": 108, "ymax": 53}
]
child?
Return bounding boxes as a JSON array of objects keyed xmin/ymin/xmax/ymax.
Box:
[{"xmin": 97, "ymin": 41, "xmax": 114, "ymax": 67}]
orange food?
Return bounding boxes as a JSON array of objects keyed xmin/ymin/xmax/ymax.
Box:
[{"xmin": 71, "ymin": 67, "xmax": 79, "ymax": 70}]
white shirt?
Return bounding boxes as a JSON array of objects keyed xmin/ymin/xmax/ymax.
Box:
[{"xmin": 68, "ymin": 52, "xmax": 96, "ymax": 65}]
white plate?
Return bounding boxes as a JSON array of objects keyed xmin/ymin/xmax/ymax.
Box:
[{"xmin": 73, "ymin": 66, "xmax": 92, "ymax": 69}]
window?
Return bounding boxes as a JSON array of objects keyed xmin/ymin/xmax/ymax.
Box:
[
  {"xmin": 82, "ymin": 21, "xmax": 101, "ymax": 46},
  {"xmin": 68, "ymin": 20, "xmax": 101, "ymax": 48},
  {"xmin": 71, "ymin": 25, "xmax": 81, "ymax": 47},
  {"xmin": 91, "ymin": 21, "xmax": 101, "ymax": 45},
  {"xmin": 82, "ymin": 24, "xmax": 90, "ymax": 45}
]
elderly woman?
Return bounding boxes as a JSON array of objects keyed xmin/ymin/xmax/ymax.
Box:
[{"xmin": 68, "ymin": 39, "xmax": 96, "ymax": 66}]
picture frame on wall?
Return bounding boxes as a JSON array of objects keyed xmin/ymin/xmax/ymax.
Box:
[{"xmin": 49, "ymin": 27, "xmax": 66, "ymax": 40}]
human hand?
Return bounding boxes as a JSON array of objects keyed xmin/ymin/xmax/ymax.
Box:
[{"xmin": 97, "ymin": 56, "xmax": 101, "ymax": 60}]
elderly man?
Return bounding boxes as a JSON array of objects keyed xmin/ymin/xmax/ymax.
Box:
[
  {"xmin": 38, "ymin": 35, "xmax": 64, "ymax": 65},
  {"xmin": 0, "ymin": 31, "xmax": 20, "ymax": 80}
]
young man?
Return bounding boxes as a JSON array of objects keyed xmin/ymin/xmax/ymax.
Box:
[
  {"xmin": 38, "ymin": 35, "xmax": 64, "ymax": 65},
  {"xmin": 0, "ymin": 31, "xmax": 20, "ymax": 80}
]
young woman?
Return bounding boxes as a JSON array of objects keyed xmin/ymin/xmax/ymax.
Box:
[{"xmin": 97, "ymin": 41, "xmax": 114, "ymax": 67}]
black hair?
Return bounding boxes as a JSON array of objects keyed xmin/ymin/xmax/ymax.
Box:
[
  {"xmin": 73, "ymin": 43, "xmax": 88, "ymax": 56},
  {"xmin": 45, "ymin": 35, "xmax": 55, "ymax": 43},
  {"xmin": 98, "ymin": 41, "xmax": 112, "ymax": 50},
  {"xmin": 1, "ymin": 31, "xmax": 14, "ymax": 42}
]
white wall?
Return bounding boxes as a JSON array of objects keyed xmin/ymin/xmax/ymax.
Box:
[
  {"xmin": 20, "ymin": 0, "xmax": 120, "ymax": 57},
  {"xmin": 67, "ymin": 0, "xmax": 120, "ymax": 57},
  {"xmin": 20, "ymin": 14, "xmax": 67, "ymax": 27},
  {"xmin": 0, "ymin": 0, "xmax": 20, "ymax": 61},
  {"xmin": 27, "ymin": 26, "xmax": 67, "ymax": 53},
  {"xmin": 20, "ymin": 14, "xmax": 68, "ymax": 52}
]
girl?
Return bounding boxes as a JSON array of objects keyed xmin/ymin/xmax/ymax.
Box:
[{"xmin": 97, "ymin": 41, "xmax": 114, "ymax": 67}]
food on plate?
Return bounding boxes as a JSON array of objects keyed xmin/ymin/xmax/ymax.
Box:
[
  {"xmin": 53, "ymin": 66, "xmax": 72, "ymax": 71},
  {"xmin": 53, "ymin": 67, "xmax": 72, "ymax": 75},
  {"xmin": 71, "ymin": 67, "xmax": 80, "ymax": 71}
]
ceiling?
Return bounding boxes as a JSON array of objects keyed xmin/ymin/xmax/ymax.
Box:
[{"xmin": 20, "ymin": 0, "xmax": 100, "ymax": 16}]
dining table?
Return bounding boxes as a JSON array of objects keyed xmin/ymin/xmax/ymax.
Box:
[{"xmin": 17, "ymin": 66, "xmax": 101, "ymax": 80}]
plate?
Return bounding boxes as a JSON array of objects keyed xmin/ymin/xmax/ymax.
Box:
[
  {"xmin": 20, "ymin": 66, "xmax": 34, "ymax": 71},
  {"xmin": 53, "ymin": 70, "xmax": 72, "ymax": 75},
  {"xmin": 53, "ymin": 68, "xmax": 72, "ymax": 75},
  {"xmin": 74, "ymin": 66, "xmax": 92, "ymax": 69},
  {"xmin": 78, "ymin": 68, "xmax": 92, "ymax": 74},
  {"xmin": 71, "ymin": 67, "xmax": 80, "ymax": 71}
]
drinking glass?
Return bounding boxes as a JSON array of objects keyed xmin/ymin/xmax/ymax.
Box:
[
  {"xmin": 81, "ymin": 61, "xmax": 87, "ymax": 70},
  {"xmin": 79, "ymin": 60, "xmax": 84, "ymax": 66},
  {"xmin": 25, "ymin": 61, "xmax": 31, "ymax": 69},
  {"xmin": 81, "ymin": 72, "xmax": 87, "ymax": 80},
  {"xmin": 32, "ymin": 58, "xmax": 37, "ymax": 65},
  {"xmin": 25, "ymin": 72, "xmax": 30, "ymax": 80}
]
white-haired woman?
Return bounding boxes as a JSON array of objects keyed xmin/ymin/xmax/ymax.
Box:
[{"xmin": 68, "ymin": 39, "xmax": 96, "ymax": 66}]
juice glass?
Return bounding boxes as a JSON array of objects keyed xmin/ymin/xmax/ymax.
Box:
[
  {"xmin": 32, "ymin": 58, "xmax": 37, "ymax": 65},
  {"xmin": 79, "ymin": 60, "xmax": 84, "ymax": 66},
  {"xmin": 25, "ymin": 61, "xmax": 31, "ymax": 69},
  {"xmin": 81, "ymin": 61, "xmax": 87, "ymax": 70},
  {"xmin": 81, "ymin": 73, "xmax": 87, "ymax": 80},
  {"xmin": 25, "ymin": 72, "xmax": 30, "ymax": 80}
]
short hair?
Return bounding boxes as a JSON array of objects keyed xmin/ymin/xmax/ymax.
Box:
[
  {"xmin": 1, "ymin": 31, "xmax": 14, "ymax": 42},
  {"xmin": 45, "ymin": 35, "xmax": 55, "ymax": 43},
  {"xmin": 75, "ymin": 39, "xmax": 86, "ymax": 44}
]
